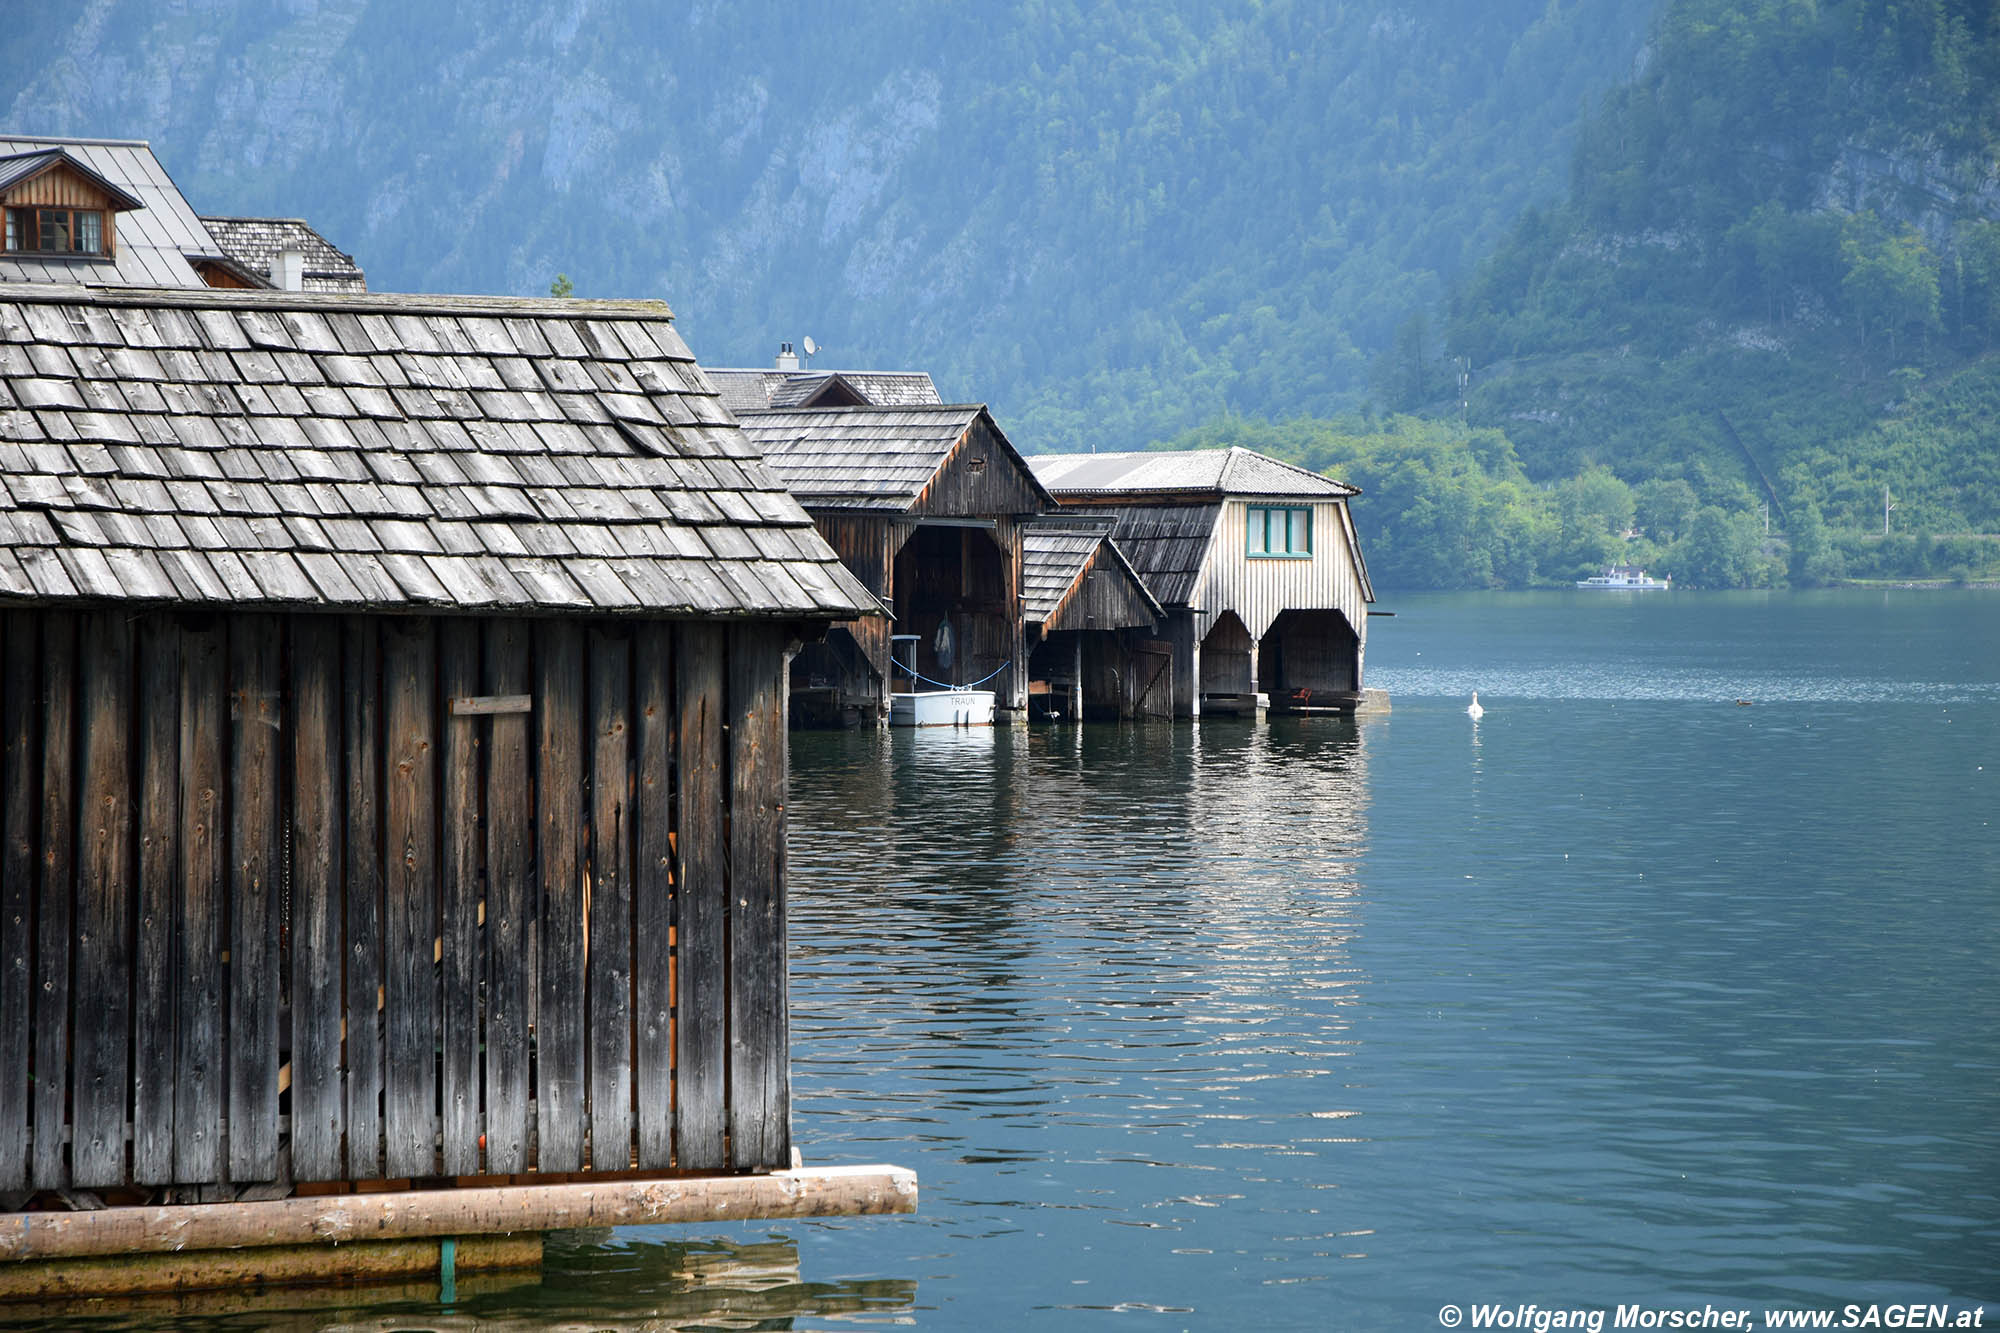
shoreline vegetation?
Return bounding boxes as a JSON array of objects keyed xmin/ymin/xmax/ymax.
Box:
[
  {"xmin": 1142, "ymin": 0, "xmax": 2000, "ymax": 595},
  {"xmin": 1160, "ymin": 413, "xmax": 2000, "ymax": 593}
]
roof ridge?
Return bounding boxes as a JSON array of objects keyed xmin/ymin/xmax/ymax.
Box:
[
  {"xmin": 744, "ymin": 401, "xmax": 982, "ymax": 415},
  {"xmin": 0, "ymin": 281, "xmax": 674, "ymax": 321},
  {"xmin": 1220, "ymin": 444, "xmax": 1353, "ymax": 491},
  {"xmin": 0, "ymin": 134, "xmax": 153, "ymax": 148}
]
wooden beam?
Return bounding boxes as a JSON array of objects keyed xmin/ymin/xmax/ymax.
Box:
[
  {"xmin": 289, "ymin": 616, "xmax": 344, "ymax": 1182},
  {"xmin": 672, "ymin": 623, "xmax": 726, "ymax": 1171},
  {"xmin": 0, "ymin": 1234, "xmax": 542, "ymax": 1300},
  {"xmin": 439, "ymin": 619, "xmax": 482, "ymax": 1177},
  {"xmin": 32, "ymin": 613, "xmax": 75, "ymax": 1189},
  {"xmin": 131, "ymin": 617, "xmax": 180, "ymax": 1186},
  {"xmin": 0, "ymin": 1167, "xmax": 918, "ymax": 1262},
  {"xmin": 482, "ymin": 619, "xmax": 533, "ymax": 1175},
  {"xmin": 227, "ymin": 615, "xmax": 283, "ymax": 1182},
  {"xmin": 382, "ymin": 617, "xmax": 438, "ymax": 1180},
  {"xmin": 726, "ymin": 624, "xmax": 788, "ymax": 1169},
  {"xmin": 586, "ymin": 626, "xmax": 634, "ymax": 1171},
  {"xmin": 535, "ymin": 620, "xmax": 587, "ymax": 1172},
  {"xmin": 448, "ymin": 694, "xmax": 532, "ymax": 716},
  {"xmin": 341, "ymin": 617, "xmax": 384, "ymax": 1180},
  {"xmin": 71, "ymin": 613, "xmax": 134, "ymax": 1190}
]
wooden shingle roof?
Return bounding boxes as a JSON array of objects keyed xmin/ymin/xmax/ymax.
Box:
[
  {"xmin": 708, "ymin": 367, "xmax": 943, "ymax": 415},
  {"xmin": 1091, "ymin": 505, "xmax": 1223, "ymax": 609},
  {"xmin": 200, "ymin": 217, "xmax": 367, "ymax": 293},
  {"xmin": 1022, "ymin": 516, "xmax": 1163, "ymax": 626},
  {"xmin": 0, "ymin": 283, "xmax": 877, "ymax": 619},
  {"xmin": 739, "ymin": 403, "xmax": 1054, "ymax": 512}
]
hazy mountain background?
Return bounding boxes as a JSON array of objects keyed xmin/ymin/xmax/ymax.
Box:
[
  {"xmin": 0, "ymin": 0, "xmax": 1651, "ymax": 449},
  {"xmin": 5, "ymin": 0, "xmax": 1997, "ymax": 586}
]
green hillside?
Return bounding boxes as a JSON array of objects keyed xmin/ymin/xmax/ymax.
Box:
[
  {"xmin": 1326, "ymin": 0, "xmax": 2000, "ymax": 587},
  {"xmin": 0, "ymin": 0, "xmax": 1649, "ymax": 452}
]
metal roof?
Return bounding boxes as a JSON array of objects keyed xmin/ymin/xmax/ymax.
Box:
[
  {"xmin": 707, "ymin": 367, "xmax": 942, "ymax": 415},
  {"xmin": 200, "ymin": 217, "xmax": 367, "ymax": 292},
  {"xmin": 1028, "ymin": 447, "xmax": 1358, "ymax": 500},
  {"xmin": 0, "ymin": 148, "xmax": 144, "ymax": 210},
  {"xmin": 1021, "ymin": 516, "xmax": 1163, "ymax": 625},
  {"xmin": 0, "ymin": 283, "xmax": 877, "ymax": 619},
  {"xmin": 0, "ymin": 136, "xmax": 216, "ymax": 288},
  {"xmin": 738, "ymin": 403, "xmax": 1050, "ymax": 511}
]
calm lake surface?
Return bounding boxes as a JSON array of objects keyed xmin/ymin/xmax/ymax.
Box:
[{"xmin": 58, "ymin": 590, "xmax": 2000, "ymax": 1330}]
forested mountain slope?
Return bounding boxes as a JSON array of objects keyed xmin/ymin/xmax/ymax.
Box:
[
  {"xmin": 1401, "ymin": 0, "xmax": 2000, "ymax": 583},
  {"xmin": 0, "ymin": 0, "xmax": 1650, "ymax": 451}
]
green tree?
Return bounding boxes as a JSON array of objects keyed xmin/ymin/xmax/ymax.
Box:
[
  {"xmin": 550, "ymin": 273, "xmax": 574, "ymax": 298},
  {"xmin": 1672, "ymin": 505, "xmax": 1759, "ymax": 587},
  {"xmin": 1785, "ymin": 501, "xmax": 1846, "ymax": 585},
  {"xmin": 1841, "ymin": 217, "xmax": 1943, "ymax": 362},
  {"xmin": 1634, "ymin": 477, "xmax": 1698, "ymax": 542},
  {"xmin": 1555, "ymin": 465, "xmax": 1636, "ymax": 539}
]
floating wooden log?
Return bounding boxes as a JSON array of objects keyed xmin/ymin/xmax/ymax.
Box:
[
  {"xmin": 0, "ymin": 1234, "xmax": 542, "ymax": 1300},
  {"xmin": 0, "ymin": 1167, "xmax": 918, "ymax": 1264}
]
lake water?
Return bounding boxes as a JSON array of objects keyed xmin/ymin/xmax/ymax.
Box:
[{"xmin": 51, "ymin": 591, "xmax": 2000, "ymax": 1330}]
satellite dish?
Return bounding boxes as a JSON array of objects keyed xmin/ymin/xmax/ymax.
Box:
[{"xmin": 802, "ymin": 336, "xmax": 819, "ymax": 357}]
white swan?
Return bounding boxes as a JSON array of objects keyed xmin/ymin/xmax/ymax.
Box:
[{"xmin": 1467, "ymin": 691, "xmax": 1485, "ymax": 720}]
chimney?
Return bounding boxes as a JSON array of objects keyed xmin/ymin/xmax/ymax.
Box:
[
  {"xmin": 775, "ymin": 341, "xmax": 799, "ymax": 371},
  {"xmin": 270, "ymin": 247, "xmax": 305, "ymax": 292}
]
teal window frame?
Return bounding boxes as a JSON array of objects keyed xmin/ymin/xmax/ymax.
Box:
[{"xmin": 1246, "ymin": 505, "xmax": 1312, "ymax": 558}]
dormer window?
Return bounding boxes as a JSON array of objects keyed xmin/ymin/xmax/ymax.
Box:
[
  {"xmin": 0, "ymin": 147, "xmax": 136, "ymax": 262},
  {"xmin": 5, "ymin": 206, "xmax": 105, "ymax": 255}
]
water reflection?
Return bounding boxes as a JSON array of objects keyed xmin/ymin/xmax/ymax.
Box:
[
  {"xmin": 1, "ymin": 1236, "xmax": 915, "ymax": 1332},
  {"xmin": 785, "ymin": 716, "xmax": 1379, "ymax": 1320}
]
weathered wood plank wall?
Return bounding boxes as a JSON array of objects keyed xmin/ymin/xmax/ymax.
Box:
[{"xmin": 0, "ymin": 608, "xmax": 792, "ymax": 1195}]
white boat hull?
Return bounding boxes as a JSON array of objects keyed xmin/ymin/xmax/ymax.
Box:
[{"xmin": 890, "ymin": 689, "xmax": 996, "ymax": 728}]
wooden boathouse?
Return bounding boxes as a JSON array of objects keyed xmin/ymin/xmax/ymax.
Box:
[
  {"xmin": 1021, "ymin": 517, "xmax": 1169, "ymax": 721},
  {"xmin": 0, "ymin": 282, "xmax": 914, "ymax": 1297},
  {"xmin": 1029, "ymin": 448, "xmax": 1374, "ymax": 717},
  {"xmin": 735, "ymin": 404, "xmax": 1055, "ymax": 725}
]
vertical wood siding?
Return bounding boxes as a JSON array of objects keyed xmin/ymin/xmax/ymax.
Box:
[
  {"xmin": 0, "ymin": 170, "xmax": 116, "ymax": 210},
  {"xmin": 0, "ymin": 608, "xmax": 793, "ymax": 1194},
  {"xmin": 1197, "ymin": 500, "xmax": 1370, "ymax": 647}
]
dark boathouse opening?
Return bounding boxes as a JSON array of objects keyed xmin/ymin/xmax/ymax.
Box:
[
  {"xmin": 1258, "ymin": 608, "xmax": 1362, "ymax": 710},
  {"xmin": 1198, "ymin": 611, "xmax": 1256, "ymax": 701},
  {"xmin": 891, "ymin": 522, "xmax": 1011, "ymax": 690}
]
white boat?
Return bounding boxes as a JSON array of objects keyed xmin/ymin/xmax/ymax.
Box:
[
  {"xmin": 890, "ymin": 689, "xmax": 996, "ymax": 728},
  {"xmin": 1577, "ymin": 565, "xmax": 1670, "ymax": 590}
]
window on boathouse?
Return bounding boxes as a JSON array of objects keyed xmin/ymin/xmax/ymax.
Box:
[
  {"xmin": 5, "ymin": 205, "xmax": 106, "ymax": 254},
  {"xmin": 1247, "ymin": 505, "xmax": 1312, "ymax": 558}
]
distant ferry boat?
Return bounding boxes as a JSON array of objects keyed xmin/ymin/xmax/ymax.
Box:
[{"xmin": 1577, "ymin": 565, "xmax": 1670, "ymax": 590}]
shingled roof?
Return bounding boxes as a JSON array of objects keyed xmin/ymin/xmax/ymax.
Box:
[
  {"xmin": 708, "ymin": 367, "xmax": 943, "ymax": 415},
  {"xmin": 1087, "ymin": 504, "xmax": 1224, "ymax": 608},
  {"xmin": 1029, "ymin": 447, "xmax": 1359, "ymax": 500},
  {"xmin": 0, "ymin": 282, "xmax": 877, "ymax": 619},
  {"xmin": 1022, "ymin": 516, "xmax": 1163, "ymax": 625},
  {"xmin": 201, "ymin": 217, "xmax": 367, "ymax": 292},
  {"xmin": 738, "ymin": 403, "xmax": 1054, "ymax": 512}
]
